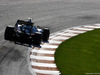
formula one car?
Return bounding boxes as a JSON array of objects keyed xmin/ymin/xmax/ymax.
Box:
[{"xmin": 4, "ymin": 19, "xmax": 50, "ymax": 47}]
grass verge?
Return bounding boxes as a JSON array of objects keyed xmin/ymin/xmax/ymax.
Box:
[{"xmin": 55, "ymin": 29, "xmax": 100, "ymax": 75}]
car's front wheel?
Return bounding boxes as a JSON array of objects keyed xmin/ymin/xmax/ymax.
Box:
[{"xmin": 42, "ymin": 28, "xmax": 50, "ymax": 42}]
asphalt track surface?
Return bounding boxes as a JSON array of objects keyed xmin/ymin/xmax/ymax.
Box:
[{"xmin": 0, "ymin": 0, "xmax": 100, "ymax": 75}]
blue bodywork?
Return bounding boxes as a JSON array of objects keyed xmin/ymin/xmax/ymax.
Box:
[{"xmin": 17, "ymin": 21, "xmax": 38, "ymax": 34}]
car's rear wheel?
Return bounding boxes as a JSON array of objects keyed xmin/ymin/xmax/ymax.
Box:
[
  {"xmin": 4, "ymin": 26, "xmax": 15, "ymax": 41},
  {"xmin": 33, "ymin": 32, "xmax": 42, "ymax": 47},
  {"xmin": 42, "ymin": 28, "xmax": 50, "ymax": 42}
]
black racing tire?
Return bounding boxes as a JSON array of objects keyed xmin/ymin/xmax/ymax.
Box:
[
  {"xmin": 42, "ymin": 28, "xmax": 50, "ymax": 42},
  {"xmin": 4, "ymin": 26, "xmax": 15, "ymax": 41},
  {"xmin": 14, "ymin": 40, "xmax": 17, "ymax": 44},
  {"xmin": 33, "ymin": 32, "xmax": 42, "ymax": 46}
]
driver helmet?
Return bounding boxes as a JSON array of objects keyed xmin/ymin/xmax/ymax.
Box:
[{"xmin": 28, "ymin": 17, "xmax": 33, "ymax": 23}]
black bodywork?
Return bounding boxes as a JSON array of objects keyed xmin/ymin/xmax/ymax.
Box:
[{"xmin": 4, "ymin": 20, "xmax": 50, "ymax": 47}]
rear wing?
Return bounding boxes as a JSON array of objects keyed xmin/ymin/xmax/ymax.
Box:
[{"xmin": 16, "ymin": 20, "xmax": 34, "ymax": 26}]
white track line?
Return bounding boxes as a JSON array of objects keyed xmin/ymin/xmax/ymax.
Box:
[
  {"xmin": 49, "ymin": 35, "xmax": 57, "ymax": 39},
  {"xmin": 56, "ymin": 33, "xmax": 78, "ymax": 36},
  {"xmin": 52, "ymin": 36, "xmax": 69, "ymax": 40},
  {"xmin": 31, "ymin": 49, "xmax": 38, "ymax": 53},
  {"xmin": 94, "ymin": 24, "xmax": 100, "ymax": 25},
  {"xmin": 42, "ymin": 45, "xmax": 58, "ymax": 48},
  {"xmin": 33, "ymin": 69, "xmax": 60, "ymax": 74},
  {"xmin": 49, "ymin": 40, "xmax": 62, "ymax": 44},
  {"xmin": 31, "ymin": 49, "xmax": 55, "ymax": 54},
  {"xmin": 30, "ymin": 55, "xmax": 54, "ymax": 60},
  {"xmin": 84, "ymin": 25, "xmax": 100, "ymax": 28},
  {"xmin": 31, "ymin": 62, "xmax": 57, "ymax": 67},
  {"xmin": 65, "ymin": 30, "xmax": 86, "ymax": 33},
  {"xmin": 72, "ymin": 27, "xmax": 94, "ymax": 30}
]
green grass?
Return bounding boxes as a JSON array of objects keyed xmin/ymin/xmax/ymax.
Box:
[{"xmin": 55, "ymin": 29, "xmax": 100, "ymax": 75}]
